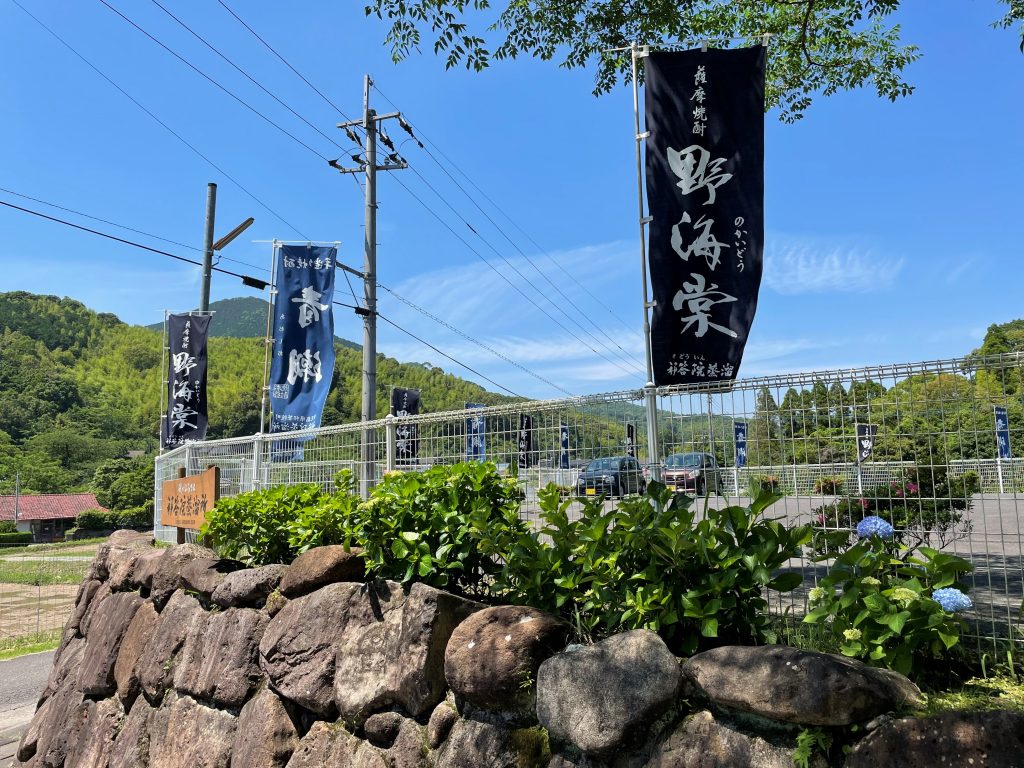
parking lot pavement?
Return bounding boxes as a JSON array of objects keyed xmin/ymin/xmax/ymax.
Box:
[{"xmin": 0, "ymin": 650, "xmax": 54, "ymax": 768}]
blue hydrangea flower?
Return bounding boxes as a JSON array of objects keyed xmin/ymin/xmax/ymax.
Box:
[
  {"xmin": 932, "ymin": 587, "xmax": 973, "ymax": 613},
  {"xmin": 856, "ymin": 515, "xmax": 894, "ymax": 540}
]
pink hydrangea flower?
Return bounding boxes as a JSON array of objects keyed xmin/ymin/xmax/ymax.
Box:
[
  {"xmin": 859, "ymin": 498, "xmax": 869, "ymax": 510},
  {"xmin": 907, "ymin": 483, "xmax": 919, "ymax": 495}
]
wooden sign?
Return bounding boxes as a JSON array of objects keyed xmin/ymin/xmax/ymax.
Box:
[{"xmin": 161, "ymin": 466, "xmax": 219, "ymax": 530}]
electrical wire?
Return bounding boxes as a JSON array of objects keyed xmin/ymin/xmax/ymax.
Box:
[
  {"xmin": 376, "ymin": 312, "xmax": 526, "ymax": 399},
  {"xmin": 0, "ymin": 198, "xmax": 267, "ymax": 286},
  {"xmin": 8, "ymin": 0, "xmax": 310, "ymax": 240},
  {"xmin": 390, "ymin": 172, "xmax": 641, "ymax": 379},
  {"xmin": 378, "ymin": 282, "xmax": 573, "ymax": 396},
  {"xmin": 97, "ymin": 0, "xmax": 332, "ymax": 163},
  {"xmin": 373, "ymin": 82, "xmax": 638, "ymax": 335}
]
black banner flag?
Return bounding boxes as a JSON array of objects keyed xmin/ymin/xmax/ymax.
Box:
[
  {"xmin": 645, "ymin": 46, "xmax": 766, "ymax": 386},
  {"xmin": 391, "ymin": 388, "xmax": 421, "ymax": 463},
  {"xmin": 517, "ymin": 414, "xmax": 533, "ymax": 470},
  {"xmin": 162, "ymin": 313, "xmax": 210, "ymax": 449},
  {"xmin": 856, "ymin": 424, "xmax": 878, "ymax": 464},
  {"xmin": 625, "ymin": 423, "xmax": 637, "ymax": 458}
]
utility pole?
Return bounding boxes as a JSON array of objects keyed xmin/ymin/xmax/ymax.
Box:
[
  {"xmin": 200, "ymin": 183, "xmax": 217, "ymax": 312},
  {"xmin": 330, "ymin": 74, "xmax": 412, "ymax": 496}
]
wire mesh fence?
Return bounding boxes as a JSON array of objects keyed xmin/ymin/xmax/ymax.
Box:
[
  {"xmin": 155, "ymin": 352, "xmax": 1024, "ymax": 651},
  {"xmin": 0, "ymin": 542, "xmax": 96, "ymax": 651}
]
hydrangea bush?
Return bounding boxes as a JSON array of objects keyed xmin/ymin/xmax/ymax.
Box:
[{"xmin": 803, "ymin": 516, "xmax": 974, "ymax": 678}]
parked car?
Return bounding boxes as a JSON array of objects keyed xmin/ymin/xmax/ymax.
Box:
[
  {"xmin": 662, "ymin": 452, "xmax": 722, "ymax": 496},
  {"xmin": 576, "ymin": 456, "xmax": 646, "ymax": 498}
]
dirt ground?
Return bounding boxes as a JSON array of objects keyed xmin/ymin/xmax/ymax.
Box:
[{"xmin": 0, "ymin": 583, "xmax": 79, "ymax": 640}]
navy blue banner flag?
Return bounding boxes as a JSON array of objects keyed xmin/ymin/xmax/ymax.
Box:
[
  {"xmin": 518, "ymin": 414, "xmax": 533, "ymax": 470},
  {"xmin": 856, "ymin": 424, "xmax": 878, "ymax": 464},
  {"xmin": 162, "ymin": 313, "xmax": 210, "ymax": 449},
  {"xmin": 559, "ymin": 423, "xmax": 570, "ymax": 469},
  {"xmin": 268, "ymin": 245, "xmax": 337, "ymax": 458},
  {"xmin": 625, "ymin": 423, "xmax": 637, "ymax": 458},
  {"xmin": 645, "ymin": 46, "xmax": 766, "ymax": 386},
  {"xmin": 734, "ymin": 421, "xmax": 748, "ymax": 468},
  {"xmin": 995, "ymin": 406, "xmax": 1012, "ymax": 459},
  {"xmin": 466, "ymin": 402, "xmax": 486, "ymax": 460},
  {"xmin": 392, "ymin": 388, "xmax": 421, "ymax": 463}
]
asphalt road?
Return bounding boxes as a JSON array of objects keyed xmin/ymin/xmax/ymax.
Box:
[{"xmin": 0, "ymin": 651, "xmax": 53, "ymax": 767}]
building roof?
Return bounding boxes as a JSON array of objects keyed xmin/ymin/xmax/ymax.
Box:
[{"xmin": 0, "ymin": 494, "xmax": 107, "ymax": 522}]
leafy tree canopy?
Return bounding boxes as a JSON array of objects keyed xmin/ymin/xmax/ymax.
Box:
[{"xmin": 366, "ymin": 0, "xmax": 1023, "ymax": 121}]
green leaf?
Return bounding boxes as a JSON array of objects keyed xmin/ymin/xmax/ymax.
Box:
[{"xmin": 768, "ymin": 572, "xmax": 803, "ymax": 592}]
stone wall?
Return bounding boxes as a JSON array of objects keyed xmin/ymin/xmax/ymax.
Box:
[{"xmin": 15, "ymin": 532, "xmax": 1024, "ymax": 768}]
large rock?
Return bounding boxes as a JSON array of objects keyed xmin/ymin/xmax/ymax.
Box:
[
  {"xmin": 136, "ymin": 590, "xmax": 204, "ymax": 702},
  {"xmin": 146, "ymin": 692, "xmax": 238, "ymax": 768},
  {"xmin": 132, "ymin": 549, "xmax": 164, "ymax": 591},
  {"xmin": 76, "ymin": 591, "xmax": 144, "ymax": 696},
  {"xmin": 536, "ymin": 630, "xmax": 681, "ymax": 758},
  {"xmin": 278, "ymin": 545, "xmax": 364, "ymax": 597},
  {"xmin": 106, "ymin": 695, "xmax": 153, "ymax": 768},
  {"xmin": 260, "ymin": 580, "xmax": 480, "ymax": 722},
  {"xmin": 845, "ymin": 710, "xmax": 1024, "ymax": 768},
  {"xmin": 212, "ymin": 564, "xmax": 289, "ymax": 608},
  {"xmin": 645, "ymin": 710, "xmax": 819, "ymax": 768},
  {"xmin": 150, "ymin": 543, "xmax": 219, "ymax": 608},
  {"xmin": 39, "ymin": 636, "xmax": 85, "ymax": 704},
  {"xmin": 174, "ymin": 606, "xmax": 268, "ymax": 707},
  {"xmin": 94, "ymin": 530, "xmax": 154, "ymax": 581},
  {"xmin": 434, "ymin": 719, "xmax": 550, "ymax": 768},
  {"xmin": 283, "ymin": 721, "xmax": 386, "ymax": 768},
  {"xmin": 427, "ymin": 701, "xmax": 457, "ymax": 748},
  {"xmin": 63, "ymin": 697, "xmax": 124, "ymax": 768},
  {"xmin": 107, "ymin": 548, "xmax": 145, "ymax": 592},
  {"xmin": 445, "ymin": 605, "xmax": 570, "ymax": 713},
  {"xmin": 179, "ymin": 557, "xmax": 247, "ymax": 599},
  {"xmin": 230, "ymin": 688, "xmax": 299, "ymax": 768},
  {"xmin": 21, "ymin": 683, "xmax": 88, "ymax": 768},
  {"xmin": 78, "ymin": 583, "xmax": 112, "ymax": 638},
  {"xmin": 114, "ymin": 600, "xmax": 160, "ymax": 704},
  {"xmin": 388, "ymin": 717, "xmax": 430, "ymax": 768},
  {"xmin": 682, "ymin": 645, "xmax": 924, "ymax": 726}
]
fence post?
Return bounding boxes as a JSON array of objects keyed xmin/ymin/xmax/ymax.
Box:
[
  {"xmin": 996, "ymin": 457, "xmax": 1005, "ymax": 494},
  {"xmin": 644, "ymin": 383, "xmax": 661, "ymax": 481},
  {"xmin": 791, "ymin": 464, "xmax": 799, "ymax": 495},
  {"xmin": 251, "ymin": 435, "xmax": 262, "ymax": 492},
  {"xmin": 385, "ymin": 414, "xmax": 396, "ymax": 475}
]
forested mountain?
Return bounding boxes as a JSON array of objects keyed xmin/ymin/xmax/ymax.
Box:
[
  {"xmin": 0, "ymin": 291, "xmax": 513, "ymax": 495},
  {"xmin": 145, "ymin": 296, "xmax": 360, "ymax": 350}
]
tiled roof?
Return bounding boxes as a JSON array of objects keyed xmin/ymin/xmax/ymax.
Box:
[{"xmin": 0, "ymin": 494, "xmax": 108, "ymax": 521}]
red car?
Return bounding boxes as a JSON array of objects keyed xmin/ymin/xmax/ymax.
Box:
[{"xmin": 662, "ymin": 452, "xmax": 722, "ymax": 496}]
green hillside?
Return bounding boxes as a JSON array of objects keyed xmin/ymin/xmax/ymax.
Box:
[
  {"xmin": 146, "ymin": 296, "xmax": 360, "ymax": 350},
  {"xmin": 0, "ymin": 291, "xmax": 515, "ymax": 495}
]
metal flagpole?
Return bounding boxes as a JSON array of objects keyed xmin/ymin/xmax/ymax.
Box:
[
  {"xmin": 259, "ymin": 241, "xmax": 278, "ymax": 435},
  {"xmin": 159, "ymin": 310, "xmax": 169, "ymax": 455},
  {"xmin": 631, "ymin": 43, "xmax": 661, "ymax": 479}
]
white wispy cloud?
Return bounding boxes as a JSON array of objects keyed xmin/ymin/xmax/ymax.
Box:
[{"xmin": 763, "ymin": 234, "xmax": 904, "ymax": 294}]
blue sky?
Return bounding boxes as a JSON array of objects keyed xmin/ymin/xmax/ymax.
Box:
[{"xmin": 1, "ymin": 0, "xmax": 1022, "ymax": 400}]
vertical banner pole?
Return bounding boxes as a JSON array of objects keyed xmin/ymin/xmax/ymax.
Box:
[
  {"xmin": 159, "ymin": 310, "xmax": 169, "ymax": 455},
  {"xmin": 632, "ymin": 43, "xmax": 662, "ymax": 479},
  {"xmin": 259, "ymin": 241, "xmax": 278, "ymax": 435}
]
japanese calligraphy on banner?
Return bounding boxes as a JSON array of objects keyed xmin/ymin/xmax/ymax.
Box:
[
  {"xmin": 645, "ymin": 46, "xmax": 766, "ymax": 386},
  {"xmin": 856, "ymin": 424, "xmax": 878, "ymax": 464},
  {"xmin": 268, "ymin": 244, "xmax": 337, "ymax": 459},
  {"xmin": 995, "ymin": 406, "xmax": 1012, "ymax": 459},
  {"xmin": 734, "ymin": 422, "xmax": 748, "ymax": 468},
  {"xmin": 392, "ymin": 387, "xmax": 421, "ymax": 463},
  {"xmin": 465, "ymin": 403, "xmax": 486, "ymax": 461},
  {"xmin": 559, "ymin": 423, "xmax": 570, "ymax": 469},
  {"xmin": 161, "ymin": 313, "xmax": 210, "ymax": 449},
  {"xmin": 518, "ymin": 414, "xmax": 533, "ymax": 470},
  {"xmin": 625, "ymin": 423, "xmax": 637, "ymax": 458}
]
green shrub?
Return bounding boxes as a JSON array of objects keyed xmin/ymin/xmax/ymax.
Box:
[
  {"xmin": 810, "ymin": 466, "xmax": 976, "ymax": 559},
  {"xmin": 200, "ymin": 484, "xmax": 329, "ymax": 565},
  {"xmin": 0, "ymin": 521, "xmax": 16, "ymax": 534},
  {"xmin": 812, "ymin": 475, "xmax": 844, "ymax": 495},
  {"xmin": 0, "ymin": 532, "xmax": 32, "ymax": 544},
  {"xmin": 803, "ymin": 524, "xmax": 973, "ymax": 679},
  {"xmin": 488, "ymin": 482, "xmax": 812, "ymax": 653},
  {"xmin": 75, "ymin": 508, "xmax": 113, "ymax": 531},
  {"xmin": 754, "ymin": 474, "xmax": 780, "ymax": 493}
]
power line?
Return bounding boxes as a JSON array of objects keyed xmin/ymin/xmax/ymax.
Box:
[
  {"xmin": 8, "ymin": 0, "xmax": 310, "ymax": 239},
  {"xmin": 390, "ymin": 172, "xmax": 641, "ymax": 379},
  {"xmin": 0, "ymin": 198, "xmax": 268, "ymax": 287},
  {"xmin": 373, "ymin": 82, "xmax": 638, "ymax": 335},
  {"xmin": 378, "ymin": 282, "xmax": 573, "ymax": 396},
  {"xmin": 215, "ymin": 0, "xmax": 358, "ymax": 126},
  {"xmin": 97, "ymin": 0, "xmax": 332, "ymax": 163},
  {"xmin": 403, "ymin": 163, "xmax": 644, "ymax": 378},
  {"xmin": 376, "ymin": 312, "xmax": 525, "ymax": 399}
]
